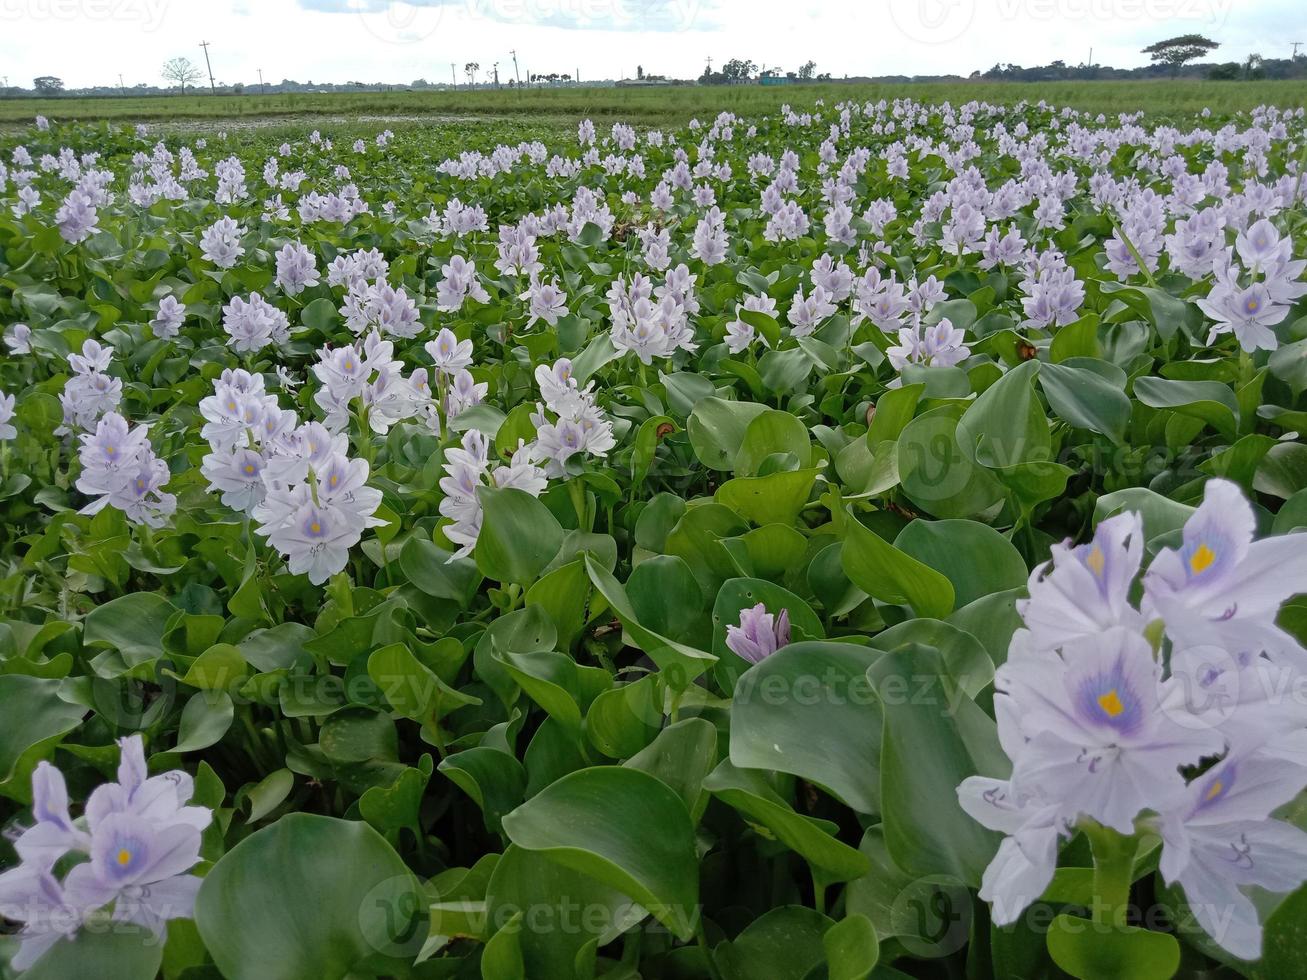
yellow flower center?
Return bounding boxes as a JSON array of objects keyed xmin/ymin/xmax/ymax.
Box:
[
  {"xmin": 309, "ymin": 521, "xmax": 322, "ymax": 534},
  {"xmin": 1189, "ymin": 543, "xmax": 1216, "ymax": 575},
  {"xmin": 243, "ymin": 464, "xmax": 255, "ymax": 475},
  {"xmin": 1097, "ymin": 689, "xmax": 1125, "ymax": 718},
  {"xmin": 1205, "ymin": 779, "xmax": 1225, "ymax": 802},
  {"xmin": 1085, "ymin": 544, "xmax": 1106, "ymax": 578},
  {"xmin": 116, "ymin": 848, "xmax": 132, "ymax": 867}
]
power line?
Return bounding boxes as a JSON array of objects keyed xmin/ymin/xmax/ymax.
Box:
[{"xmin": 199, "ymin": 40, "xmax": 216, "ymax": 94}]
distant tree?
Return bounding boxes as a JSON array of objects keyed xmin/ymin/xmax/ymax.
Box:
[
  {"xmin": 1142, "ymin": 34, "xmax": 1219, "ymax": 74},
  {"xmin": 1245, "ymin": 52, "xmax": 1265, "ymax": 80},
  {"xmin": 464, "ymin": 61, "xmax": 479, "ymax": 85},
  {"xmin": 721, "ymin": 58, "xmax": 757, "ymax": 82},
  {"xmin": 162, "ymin": 57, "xmax": 202, "ymax": 93},
  {"xmin": 1208, "ymin": 62, "xmax": 1240, "ymax": 80},
  {"xmin": 798, "ymin": 60, "xmax": 816, "ymax": 80},
  {"xmin": 33, "ymin": 75, "xmax": 63, "ymax": 94}
]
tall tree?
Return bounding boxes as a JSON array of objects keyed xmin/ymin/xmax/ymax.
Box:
[
  {"xmin": 1142, "ymin": 34, "xmax": 1219, "ymax": 74},
  {"xmin": 32, "ymin": 76, "xmax": 63, "ymax": 94},
  {"xmin": 161, "ymin": 57, "xmax": 202, "ymax": 94},
  {"xmin": 798, "ymin": 60, "xmax": 817, "ymax": 80}
]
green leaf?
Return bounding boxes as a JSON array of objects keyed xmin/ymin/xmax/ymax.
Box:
[
  {"xmin": 439, "ymin": 747, "xmax": 526, "ymax": 834},
  {"xmin": 824, "ymin": 913, "xmax": 880, "ymax": 980},
  {"xmin": 583, "ymin": 553, "xmax": 717, "ymax": 690},
  {"xmin": 897, "ymin": 406, "xmax": 1006, "ymax": 520},
  {"xmin": 585, "ymin": 675, "xmax": 663, "ymax": 759},
  {"xmin": 1046, "ymin": 915, "xmax": 1181, "ymax": 980},
  {"xmin": 173, "ymin": 691, "xmax": 234, "ymax": 753},
  {"xmin": 399, "ymin": 536, "xmax": 482, "ymax": 605},
  {"xmin": 1134, "ymin": 376, "xmax": 1239, "ymax": 440},
  {"xmin": 245, "ymin": 768, "xmax": 295, "ymax": 822},
  {"xmin": 0, "ymin": 675, "xmax": 86, "ymax": 792},
  {"xmin": 480, "ymin": 911, "xmax": 525, "ymax": 980},
  {"xmin": 872, "ymin": 647, "xmax": 1006, "ymax": 888},
  {"xmin": 502, "ymin": 766, "xmax": 700, "ymax": 939},
  {"xmin": 369, "ymin": 641, "xmax": 479, "ymax": 723},
  {"xmin": 625, "ymin": 717, "xmax": 718, "ymax": 820},
  {"xmin": 688, "ymin": 397, "xmax": 770, "ymax": 471},
  {"xmin": 83, "ymin": 592, "xmax": 176, "ymax": 669},
  {"xmin": 475, "ymin": 487, "xmax": 565, "ymax": 585},
  {"xmin": 21, "ymin": 925, "xmax": 163, "ymax": 980},
  {"xmin": 715, "ymin": 906, "xmax": 832, "ymax": 980},
  {"xmin": 736, "ymin": 409, "xmax": 814, "ymax": 476},
  {"xmin": 894, "ymin": 518, "xmax": 1027, "ymax": 608},
  {"xmin": 484, "ymin": 846, "xmax": 646, "ymax": 977},
  {"xmin": 196, "ymin": 813, "xmax": 425, "ymax": 980},
  {"xmin": 1039, "ymin": 360, "xmax": 1131, "ymax": 443},
  {"xmin": 841, "ymin": 512, "xmax": 955, "ymax": 619},
  {"xmin": 868, "ymin": 383, "xmax": 924, "ymax": 445},
  {"xmin": 703, "ymin": 759, "xmax": 870, "ymax": 881},
  {"xmin": 730, "ymin": 642, "xmax": 882, "ymax": 814},
  {"xmin": 716, "ymin": 468, "xmax": 821, "ymax": 526}
]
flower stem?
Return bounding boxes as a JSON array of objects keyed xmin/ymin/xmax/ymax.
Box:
[{"xmin": 1086, "ymin": 822, "xmax": 1135, "ymax": 928}]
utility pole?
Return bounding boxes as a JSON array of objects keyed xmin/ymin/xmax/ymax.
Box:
[
  {"xmin": 1293, "ymin": 42, "xmax": 1304, "ymax": 59},
  {"xmin": 493, "ymin": 62, "xmax": 499, "ymax": 88},
  {"xmin": 450, "ymin": 62, "xmax": 456, "ymax": 88},
  {"xmin": 199, "ymin": 40, "xmax": 216, "ymax": 93},
  {"xmin": 510, "ymin": 49, "xmax": 520, "ymax": 85},
  {"xmin": 258, "ymin": 68, "xmax": 266, "ymax": 95},
  {"xmin": 118, "ymin": 73, "xmax": 126, "ymax": 96}
]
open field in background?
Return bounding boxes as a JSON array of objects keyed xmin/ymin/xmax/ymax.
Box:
[{"xmin": 2, "ymin": 78, "xmax": 1307, "ymax": 129}]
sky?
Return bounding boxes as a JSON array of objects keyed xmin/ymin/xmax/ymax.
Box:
[{"xmin": 0, "ymin": 0, "xmax": 1302, "ymax": 90}]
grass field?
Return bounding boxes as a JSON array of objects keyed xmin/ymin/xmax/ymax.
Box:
[{"xmin": 2, "ymin": 78, "xmax": 1306, "ymax": 128}]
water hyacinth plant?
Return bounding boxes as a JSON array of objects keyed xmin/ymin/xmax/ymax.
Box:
[{"xmin": 0, "ymin": 95, "xmax": 1306, "ymax": 980}]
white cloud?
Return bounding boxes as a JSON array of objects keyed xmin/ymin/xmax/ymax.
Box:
[{"xmin": 0, "ymin": 0, "xmax": 1292, "ymax": 90}]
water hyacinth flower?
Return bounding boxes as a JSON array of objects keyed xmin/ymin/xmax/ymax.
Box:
[
  {"xmin": 4, "ymin": 322, "xmax": 32, "ymax": 354},
  {"xmin": 725, "ymin": 603, "xmax": 791, "ymax": 664},
  {"xmin": 150, "ymin": 294, "xmax": 186, "ymax": 340},
  {"xmin": 75, "ymin": 412, "xmax": 176, "ymax": 528},
  {"xmin": 222, "ymin": 292, "xmax": 290, "ymax": 353},
  {"xmin": 55, "ymin": 188, "xmax": 99, "ymax": 244},
  {"xmin": 960, "ymin": 479, "xmax": 1307, "ymax": 957},
  {"xmin": 0, "ymin": 736, "xmax": 210, "ymax": 971},
  {"xmin": 199, "ymin": 215, "xmax": 245, "ymax": 269},
  {"xmin": 274, "ymin": 240, "xmax": 321, "ymax": 296},
  {"xmin": 1143, "ymin": 478, "xmax": 1307, "ymax": 668},
  {"xmin": 425, "ymin": 328, "xmax": 474, "ymax": 377},
  {"xmin": 0, "ymin": 390, "xmax": 16, "ymax": 441}
]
